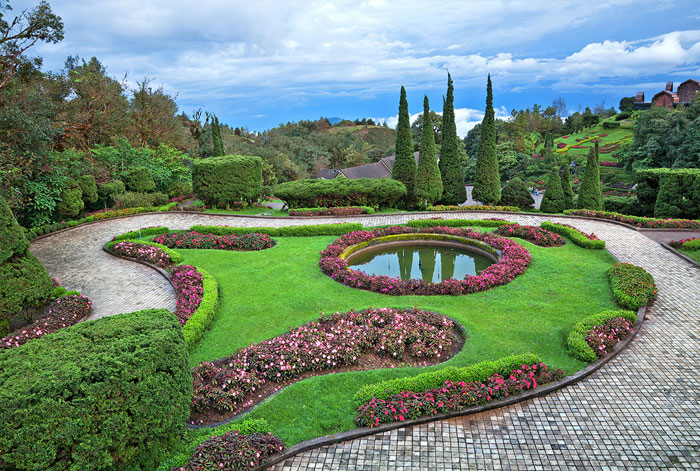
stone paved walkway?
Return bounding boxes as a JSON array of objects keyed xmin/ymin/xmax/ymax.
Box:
[{"xmin": 30, "ymin": 212, "xmax": 700, "ymax": 469}]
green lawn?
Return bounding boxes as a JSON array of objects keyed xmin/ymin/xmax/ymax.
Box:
[
  {"xmin": 553, "ymin": 121, "xmax": 633, "ymax": 161},
  {"xmin": 177, "ymin": 228, "xmax": 618, "ymax": 445},
  {"xmin": 680, "ymin": 249, "xmax": 700, "ymax": 264}
]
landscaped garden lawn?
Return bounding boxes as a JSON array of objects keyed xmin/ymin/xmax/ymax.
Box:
[
  {"xmin": 173, "ymin": 225, "xmax": 619, "ymax": 446},
  {"xmin": 680, "ymin": 249, "xmax": 700, "ymax": 264}
]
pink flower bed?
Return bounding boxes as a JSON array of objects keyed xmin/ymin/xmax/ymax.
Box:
[
  {"xmin": 171, "ymin": 265, "xmax": 204, "ymax": 326},
  {"xmin": 191, "ymin": 307, "xmax": 457, "ymax": 415},
  {"xmin": 586, "ymin": 317, "xmax": 633, "ymax": 358},
  {"xmin": 669, "ymin": 237, "xmax": 699, "ymax": 249},
  {"xmin": 1, "ymin": 295, "xmax": 92, "ymax": 349},
  {"xmin": 110, "ymin": 241, "xmax": 173, "ymax": 269},
  {"xmin": 355, "ymin": 363, "xmax": 564, "ymax": 427},
  {"xmin": 495, "ymin": 223, "xmax": 565, "ymax": 247},
  {"xmin": 319, "ymin": 226, "xmax": 531, "ymax": 296},
  {"xmin": 600, "ymin": 161, "xmax": 622, "ymax": 167},
  {"xmin": 553, "ymin": 222, "xmax": 600, "ymax": 240},
  {"xmin": 153, "ymin": 231, "xmax": 275, "ymax": 251},
  {"xmin": 565, "ymin": 209, "xmax": 700, "ymax": 229},
  {"xmin": 180, "ymin": 432, "xmax": 284, "ymax": 471},
  {"xmin": 289, "ymin": 206, "xmax": 369, "ymax": 216}
]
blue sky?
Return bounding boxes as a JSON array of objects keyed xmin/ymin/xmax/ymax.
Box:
[{"xmin": 17, "ymin": 0, "xmax": 700, "ymax": 136}]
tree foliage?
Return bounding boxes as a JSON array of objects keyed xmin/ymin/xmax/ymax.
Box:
[
  {"xmin": 499, "ymin": 177, "xmax": 534, "ymax": 208},
  {"xmin": 560, "ymin": 165, "xmax": 575, "ymax": 209},
  {"xmin": 438, "ymin": 73, "xmax": 466, "ymax": 204},
  {"xmin": 392, "ymin": 86, "xmax": 415, "ymax": 206},
  {"xmin": 414, "ymin": 95, "xmax": 442, "ymax": 206},
  {"xmin": 578, "ymin": 141, "xmax": 603, "ymax": 210},
  {"xmin": 540, "ymin": 166, "xmax": 565, "ymax": 213},
  {"xmin": 472, "ymin": 75, "xmax": 501, "ymax": 204}
]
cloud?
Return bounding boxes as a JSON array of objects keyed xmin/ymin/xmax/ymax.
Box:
[{"xmin": 373, "ymin": 106, "xmax": 510, "ymax": 138}]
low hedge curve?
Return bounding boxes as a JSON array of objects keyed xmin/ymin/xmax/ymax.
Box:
[
  {"xmin": 540, "ymin": 221, "xmax": 606, "ymax": 249},
  {"xmin": 406, "ymin": 218, "xmax": 514, "ymax": 228},
  {"xmin": 182, "ymin": 267, "xmax": 219, "ymax": 351},
  {"xmin": 189, "ymin": 222, "xmax": 364, "ymax": 237},
  {"xmin": 607, "ymin": 263, "xmax": 657, "ymax": 310},
  {"xmin": 112, "ymin": 225, "xmax": 171, "ymax": 241},
  {"xmin": 567, "ymin": 309, "xmax": 637, "ymax": 362}
]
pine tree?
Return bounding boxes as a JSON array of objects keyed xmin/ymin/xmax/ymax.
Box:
[
  {"xmin": 438, "ymin": 73, "xmax": 467, "ymax": 204},
  {"xmin": 392, "ymin": 86, "xmax": 416, "ymax": 207},
  {"xmin": 577, "ymin": 140, "xmax": 604, "ymax": 210},
  {"xmin": 560, "ymin": 164, "xmax": 575, "ymax": 209},
  {"xmin": 212, "ymin": 116, "xmax": 225, "ymax": 157},
  {"xmin": 414, "ymin": 95, "xmax": 443, "ymax": 206},
  {"xmin": 472, "ymin": 75, "xmax": 501, "ymax": 204},
  {"xmin": 540, "ymin": 166, "xmax": 565, "ymax": 213}
]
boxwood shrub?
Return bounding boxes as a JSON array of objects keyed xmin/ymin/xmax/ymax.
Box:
[
  {"xmin": 607, "ymin": 263, "xmax": 656, "ymax": 310},
  {"xmin": 354, "ymin": 353, "xmax": 540, "ymax": 405},
  {"xmin": 273, "ymin": 178, "xmax": 406, "ymax": 209},
  {"xmin": 182, "ymin": 268, "xmax": 219, "ymax": 350},
  {"xmin": 540, "ymin": 221, "xmax": 606, "ymax": 249},
  {"xmin": 189, "ymin": 222, "xmax": 364, "ymax": 237},
  {"xmin": 57, "ymin": 183, "xmax": 84, "ymax": 218},
  {"xmin": 0, "ymin": 309, "xmax": 193, "ymax": 471},
  {"xmin": 0, "ymin": 250, "xmax": 53, "ymax": 320},
  {"xmin": 567, "ymin": 309, "xmax": 637, "ymax": 362},
  {"xmin": 407, "ymin": 218, "xmax": 514, "ymax": 228},
  {"xmin": 78, "ymin": 175, "xmax": 99, "ymax": 205},
  {"xmin": 124, "ymin": 167, "xmax": 156, "ymax": 193},
  {"xmin": 97, "ymin": 180, "xmax": 126, "ymax": 206},
  {"xmin": 193, "ymin": 155, "xmax": 263, "ymax": 207},
  {"xmin": 0, "ymin": 196, "xmax": 29, "ymax": 263}
]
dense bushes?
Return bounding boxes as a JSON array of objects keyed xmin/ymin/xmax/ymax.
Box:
[
  {"xmin": 0, "ymin": 309, "xmax": 193, "ymax": 471},
  {"xmin": 602, "ymin": 121, "xmax": 620, "ymax": 129},
  {"xmin": 540, "ymin": 221, "xmax": 605, "ymax": 249},
  {"xmin": 274, "ymin": 177, "xmax": 406, "ymax": 209},
  {"xmin": 499, "ymin": 178, "xmax": 535, "ymax": 208},
  {"xmin": 563, "ymin": 209, "xmax": 700, "ymax": 229},
  {"xmin": 124, "ymin": 167, "xmax": 156, "ymax": 192},
  {"xmin": 189, "ymin": 222, "xmax": 363, "ymax": 237},
  {"xmin": 57, "ymin": 183, "xmax": 84, "ymax": 218},
  {"xmin": 607, "ymin": 263, "xmax": 657, "ymax": 310},
  {"xmin": 114, "ymin": 191, "xmax": 169, "ymax": 209},
  {"xmin": 179, "ymin": 431, "xmax": 284, "ymax": 471},
  {"xmin": 193, "ymin": 155, "xmax": 263, "ymax": 207},
  {"xmin": 567, "ymin": 310, "xmax": 636, "ymax": 362},
  {"xmin": 288, "ymin": 206, "xmax": 375, "ymax": 216},
  {"xmin": 97, "ymin": 180, "xmax": 126, "ymax": 206},
  {"xmin": 603, "ymin": 196, "xmax": 643, "ymax": 216},
  {"xmin": 636, "ymin": 168, "xmax": 700, "ymax": 219}
]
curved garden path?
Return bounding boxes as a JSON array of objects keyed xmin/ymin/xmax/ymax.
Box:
[{"xmin": 30, "ymin": 212, "xmax": 700, "ymax": 469}]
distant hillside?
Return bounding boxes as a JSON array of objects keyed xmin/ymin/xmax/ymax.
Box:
[
  {"xmin": 553, "ymin": 115, "xmax": 635, "ymax": 163},
  {"xmin": 327, "ymin": 117, "xmax": 343, "ymax": 125}
]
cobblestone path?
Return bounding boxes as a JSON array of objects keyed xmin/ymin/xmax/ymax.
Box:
[{"xmin": 30, "ymin": 212, "xmax": 700, "ymax": 469}]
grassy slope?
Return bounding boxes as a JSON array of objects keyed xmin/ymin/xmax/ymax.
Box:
[
  {"xmin": 179, "ymin": 229, "xmax": 618, "ymax": 445},
  {"xmin": 554, "ymin": 119, "xmax": 634, "ymax": 162}
]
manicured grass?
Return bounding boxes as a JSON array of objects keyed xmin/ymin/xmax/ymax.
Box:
[
  {"xmin": 553, "ymin": 122, "xmax": 633, "ymax": 161},
  {"xmin": 177, "ymin": 228, "xmax": 618, "ymax": 446},
  {"xmin": 680, "ymin": 249, "xmax": 700, "ymax": 264}
]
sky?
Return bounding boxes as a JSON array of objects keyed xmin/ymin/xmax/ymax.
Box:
[{"xmin": 14, "ymin": 0, "xmax": 700, "ymax": 136}]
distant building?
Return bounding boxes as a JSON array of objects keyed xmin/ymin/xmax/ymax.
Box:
[
  {"xmin": 317, "ymin": 152, "xmax": 422, "ymax": 179},
  {"xmin": 634, "ymin": 79, "xmax": 700, "ymax": 110}
]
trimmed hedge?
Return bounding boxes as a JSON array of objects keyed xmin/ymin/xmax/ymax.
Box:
[
  {"xmin": 540, "ymin": 221, "xmax": 605, "ymax": 249},
  {"xmin": 682, "ymin": 238, "xmax": 700, "ymax": 250},
  {"xmin": 427, "ymin": 204, "xmax": 519, "ymax": 212},
  {"xmin": 0, "ymin": 195, "xmax": 29, "ymax": 263},
  {"xmin": 567, "ymin": 310, "xmax": 637, "ymax": 362},
  {"xmin": 499, "ymin": 178, "xmax": 535, "ymax": 209},
  {"xmin": 114, "ymin": 191, "xmax": 169, "ymax": 209},
  {"xmin": 0, "ymin": 250, "xmax": 53, "ymax": 319},
  {"xmin": 636, "ymin": 168, "xmax": 700, "ymax": 219},
  {"xmin": 182, "ymin": 268, "xmax": 219, "ymax": 350},
  {"xmin": 407, "ymin": 218, "xmax": 514, "ymax": 228},
  {"xmin": 603, "ymin": 196, "xmax": 643, "ymax": 216},
  {"xmin": 57, "ymin": 184, "xmax": 84, "ymax": 218},
  {"xmin": 112, "ymin": 226, "xmax": 171, "ymax": 241},
  {"xmin": 0, "ymin": 309, "xmax": 193, "ymax": 471},
  {"xmin": 563, "ymin": 209, "xmax": 700, "ymax": 229},
  {"xmin": 193, "ymin": 155, "xmax": 263, "ymax": 207},
  {"xmin": 97, "ymin": 180, "xmax": 126, "ymax": 206},
  {"xmin": 273, "ymin": 178, "xmax": 406, "ymax": 209},
  {"xmin": 288, "ymin": 206, "xmax": 375, "ymax": 216},
  {"xmin": 607, "ymin": 263, "xmax": 656, "ymax": 310},
  {"xmin": 189, "ymin": 222, "xmax": 364, "ymax": 237},
  {"xmin": 354, "ymin": 353, "xmax": 540, "ymax": 405},
  {"xmin": 124, "ymin": 167, "xmax": 156, "ymax": 192}
]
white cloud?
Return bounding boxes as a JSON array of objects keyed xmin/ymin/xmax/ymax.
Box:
[{"xmin": 373, "ymin": 106, "xmax": 510, "ymax": 138}]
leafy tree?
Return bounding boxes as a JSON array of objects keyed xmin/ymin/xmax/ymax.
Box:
[
  {"xmin": 675, "ymin": 117, "xmax": 700, "ymax": 168},
  {"xmin": 438, "ymin": 73, "xmax": 466, "ymax": 204},
  {"xmin": 472, "ymin": 75, "xmax": 500, "ymax": 204},
  {"xmin": 499, "ymin": 177, "xmax": 534, "ymax": 208},
  {"xmin": 411, "ymin": 109, "xmax": 442, "ymax": 149},
  {"xmin": 560, "ymin": 165, "xmax": 575, "ymax": 209},
  {"xmin": 392, "ymin": 86, "xmax": 416, "ymax": 206},
  {"xmin": 619, "ymin": 96, "xmax": 635, "ymax": 113},
  {"xmin": 129, "ymin": 78, "xmax": 190, "ymax": 149},
  {"xmin": 414, "ymin": 95, "xmax": 442, "ymax": 206},
  {"xmin": 578, "ymin": 141, "xmax": 603, "ymax": 210},
  {"xmin": 540, "ymin": 166, "xmax": 565, "ymax": 213}
]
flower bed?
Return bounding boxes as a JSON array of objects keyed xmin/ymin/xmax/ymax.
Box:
[
  {"xmin": 109, "ymin": 241, "xmax": 175, "ymax": 269},
  {"xmin": 670, "ymin": 237, "xmax": 700, "ymax": 250},
  {"xmin": 600, "ymin": 161, "xmax": 622, "ymax": 167},
  {"xmin": 407, "ymin": 218, "xmax": 514, "ymax": 228},
  {"xmin": 607, "ymin": 263, "xmax": 656, "ymax": 310},
  {"xmin": 586, "ymin": 317, "xmax": 633, "ymax": 357},
  {"xmin": 355, "ymin": 363, "xmax": 564, "ymax": 427},
  {"xmin": 428, "ymin": 204, "xmax": 519, "ymax": 212},
  {"xmin": 1, "ymin": 294, "xmax": 92, "ymax": 349},
  {"xmin": 494, "ymin": 223, "xmax": 565, "ymax": 247},
  {"xmin": 190, "ymin": 307, "xmax": 459, "ymax": 418},
  {"xmin": 171, "ymin": 265, "xmax": 204, "ymax": 326},
  {"xmin": 288, "ymin": 206, "xmax": 375, "ymax": 216},
  {"xmin": 153, "ymin": 231, "xmax": 275, "ymax": 251},
  {"xmin": 563, "ymin": 209, "xmax": 700, "ymax": 229},
  {"xmin": 540, "ymin": 221, "xmax": 605, "ymax": 249},
  {"xmin": 319, "ymin": 226, "xmax": 531, "ymax": 296},
  {"xmin": 177, "ymin": 431, "xmax": 284, "ymax": 471},
  {"xmin": 566, "ymin": 309, "xmax": 637, "ymax": 362}
]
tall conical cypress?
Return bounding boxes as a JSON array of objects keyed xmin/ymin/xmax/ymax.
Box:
[
  {"xmin": 472, "ymin": 75, "xmax": 501, "ymax": 204},
  {"xmin": 438, "ymin": 73, "xmax": 467, "ymax": 204},
  {"xmin": 540, "ymin": 166, "xmax": 565, "ymax": 213},
  {"xmin": 414, "ymin": 95, "xmax": 443, "ymax": 206},
  {"xmin": 392, "ymin": 86, "xmax": 416, "ymax": 207},
  {"xmin": 212, "ymin": 116, "xmax": 225, "ymax": 157},
  {"xmin": 560, "ymin": 165, "xmax": 575, "ymax": 209},
  {"xmin": 577, "ymin": 140, "xmax": 603, "ymax": 210}
]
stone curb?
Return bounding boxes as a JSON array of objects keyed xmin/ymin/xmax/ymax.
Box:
[
  {"xmin": 657, "ymin": 242, "xmax": 700, "ymax": 269},
  {"xmin": 256, "ymin": 303, "xmax": 648, "ymax": 470}
]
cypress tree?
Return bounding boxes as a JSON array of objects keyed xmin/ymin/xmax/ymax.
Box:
[
  {"xmin": 438, "ymin": 73, "xmax": 467, "ymax": 204},
  {"xmin": 472, "ymin": 75, "xmax": 501, "ymax": 204},
  {"xmin": 414, "ymin": 96, "xmax": 443, "ymax": 206},
  {"xmin": 392, "ymin": 86, "xmax": 416, "ymax": 207},
  {"xmin": 577, "ymin": 140, "xmax": 603, "ymax": 210},
  {"xmin": 212, "ymin": 116, "xmax": 225, "ymax": 157},
  {"xmin": 540, "ymin": 166, "xmax": 566, "ymax": 213},
  {"xmin": 560, "ymin": 165, "xmax": 575, "ymax": 209}
]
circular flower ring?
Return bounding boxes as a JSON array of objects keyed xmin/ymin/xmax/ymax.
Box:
[{"xmin": 319, "ymin": 225, "xmax": 532, "ymax": 295}]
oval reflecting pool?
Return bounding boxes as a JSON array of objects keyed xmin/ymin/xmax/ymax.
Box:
[{"xmin": 347, "ymin": 244, "xmax": 495, "ymax": 283}]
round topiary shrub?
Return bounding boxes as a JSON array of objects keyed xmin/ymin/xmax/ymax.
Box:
[
  {"xmin": 192, "ymin": 155, "xmax": 263, "ymax": 207},
  {"xmin": 97, "ymin": 180, "xmax": 127, "ymax": 206},
  {"xmin": 57, "ymin": 183, "xmax": 84, "ymax": 218},
  {"xmin": 0, "ymin": 196, "xmax": 29, "ymax": 263},
  {"xmin": 124, "ymin": 167, "xmax": 156, "ymax": 193},
  {"xmin": 78, "ymin": 175, "xmax": 99, "ymax": 205},
  {"xmin": 0, "ymin": 251, "xmax": 53, "ymax": 319},
  {"xmin": 0, "ymin": 308, "xmax": 193, "ymax": 471},
  {"xmin": 499, "ymin": 177, "xmax": 534, "ymax": 208}
]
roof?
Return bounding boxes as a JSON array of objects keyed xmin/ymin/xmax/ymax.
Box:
[
  {"xmin": 317, "ymin": 168, "xmax": 339, "ymax": 179},
  {"xmin": 338, "ymin": 161, "xmax": 392, "ymax": 179}
]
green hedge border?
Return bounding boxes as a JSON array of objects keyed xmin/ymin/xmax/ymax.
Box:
[
  {"xmin": 566, "ymin": 309, "xmax": 637, "ymax": 362},
  {"xmin": 607, "ymin": 263, "xmax": 657, "ymax": 310},
  {"xmin": 112, "ymin": 226, "xmax": 171, "ymax": 241},
  {"xmin": 406, "ymin": 218, "xmax": 514, "ymax": 228},
  {"xmin": 189, "ymin": 222, "xmax": 363, "ymax": 237},
  {"xmin": 540, "ymin": 221, "xmax": 606, "ymax": 249},
  {"xmin": 182, "ymin": 268, "xmax": 219, "ymax": 351}
]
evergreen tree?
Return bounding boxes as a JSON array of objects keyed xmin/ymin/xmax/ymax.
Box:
[
  {"xmin": 544, "ymin": 132, "xmax": 554, "ymax": 148},
  {"xmin": 472, "ymin": 75, "xmax": 501, "ymax": 204},
  {"xmin": 577, "ymin": 140, "xmax": 604, "ymax": 210},
  {"xmin": 392, "ymin": 86, "xmax": 416, "ymax": 207},
  {"xmin": 499, "ymin": 177, "xmax": 535, "ymax": 208},
  {"xmin": 212, "ymin": 116, "xmax": 225, "ymax": 157},
  {"xmin": 560, "ymin": 165, "xmax": 575, "ymax": 209},
  {"xmin": 438, "ymin": 73, "xmax": 467, "ymax": 204},
  {"xmin": 540, "ymin": 166, "xmax": 565, "ymax": 213},
  {"xmin": 414, "ymin": 95, "xmax": 443, "ymax": 206}
]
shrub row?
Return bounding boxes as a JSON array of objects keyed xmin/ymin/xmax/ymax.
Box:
[
  {"xmin": 112, "ymin": 226, "xmax": 171, "ymax": 241},
  {"xmin": 567, "ymin": 310, "xmax": 637, "ymax": 362},
  {"xmin": 153, "ymin": 231, "xmax": 276, "ymax": 251},
  {"xmin": 603, "ymin": 196, "xmax": 644, "ymax": 217},
  {"xmin": 288, "ymin": 206, "xmax": 375, "ymax": 216},
  {"xmin": 189, "ymin": 222, "xmax": 364, "ymax": 237},
  {"xmin": 355, "ymin": 363, "xmax": 564, "ymax": 428},
  {"xmin": 0, "ymin": 309, "xmax": 192, "ymax": 471},
  {"xmin": 406, "ymin": 218, "xmax": 514, "ymax": 228},
  {"xmin": 354, "ymin": 353, "xmax": 541, "ymax": 405},
  {"xmin": 494, "ymin": 223, "xmax": 565, "ymax": 247},
  {"xmin": 427, "ymin": 204, "xmax": 519, "ymax": 212},
  {"xmin": 672, "ymin": 237, "xmax": 700, "ymax": 251},
  {"xmin": 540, "ymin": 221, "xmax": 605, "ymax": 249},
  {"xmin": 563, "ymin": 209, "xmax": 700, "ymax": 229},
  {"xmin": 178, "ymin": 431, "xmax": 284, "ymax": 471},
  {"xmin": 607, "ymin": 263, "xmax": 657, "ymax": 310},
  {"xmin": 181, "ymin": 268, "xmax": 219, "ymax": 351},
  {"xmin": 273, "ymin": 178, "xmax": 406, "ymax": 209}
]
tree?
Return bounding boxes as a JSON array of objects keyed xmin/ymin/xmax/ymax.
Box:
[
  {"xmin": 414, "ymin": 95, "xmax": 442, "ymax": 206},
  {"xmin": 540, "ymin": 166, "xmax": 565, "ymax": 213},
  {"xmin": 129, "ymin": 78, "xmax": 189, "ymax": 149},
  {"xmin": 411, "ymin": 109, "xmax": 442, "ymax": 149},
  {"xmin": 619, "ymin": 96, "xmax": 635, "ymax": 113},
  {"xmin": 392, "ymin": 86, "xmax": 416, "ymax": 207},
  {"xmin": 499, "ymin": 177, "xmax": 534, "ymax": 208},
  {"xmin": 560, "ymin": 164, "xmax": 575, "ymax": 209},
  {"xmin": 472, "ymin": 75, "xmax": 501, "ymax": 204},
  {"xmin": 211, "ymin": 115, "xmax": 225, "ymax": 156},
  {"xmin": 578, "ymin": 140, "xmax": 604, "ymax": 210},
  {"xmin": 438, "ymin": 73, "xmax": 467, "ymax": 204}
]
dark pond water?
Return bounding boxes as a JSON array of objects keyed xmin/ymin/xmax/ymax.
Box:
[{"xmin": 347, "ymin": 245, "xmax": 494, "ymax": 282}]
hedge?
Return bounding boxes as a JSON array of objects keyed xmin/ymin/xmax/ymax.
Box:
[
  {"xmin": 189, "ymin": 222, "xmax": 364, "ymax": 237},
  {"xmin": 563, "ymin": 209, "xmax": 700, "ymax": 230},
  {"xmin": 607, "ymin": 263, "xmax": 656, "ymax": 310},
  {"xmin": 182, "ymin": 268, "xmax": 219, "ymax": 350},
  {"xmin": 114, "ymin": 191, "xmax": 169, "ymax": 209},
  {"xmin": 682, "ymin": 238, "xmax": 700, "ymax": 250},
  {"xmin": 499, "ymin": 177, "xmax": 535, "ymax": 209},
  {"xmin": 540, "ymin": 221, "xmax": 605, "ymax": 249},
  {"xmin": 0, "ymin": 309, "xmax": 192, "ymax": 471},
  {"xmin": 0, "ymin": 250, "xmax": 53, "ymax": 321},
  {"xmin": 603, "ymin": 196, "xmax": 643, "ymax": 216},
  {"xmin": 57, "ymin": 184, "xmax": 84, "ymax": 218},
  {"xmin": 406, "ymin": 218, "xmax": 514, "ymax": 228},
  {"xmin": 273, "ymin": 178, "xmax": 406, "ymax": 209},
  {"xmin": 567, "ymin": 309, "xmax": 637, "ymax": 362},
  {"xmin": 636, "ymin": 168, "xmax": 700, "ymax": 219},
  {"xmin": 112, "ymin": 226, "xmax": 171, "ymax": 241},
  {"xmin": 427, "ymin": 204, "xmax": 519, "ymax": 212},
  {"xmin": 78, "ymin": 175, "xmax": 99, "ymax": 205},
  {"xmin": 97, "ymin": 180, "xmax": 126, "ymax": 206},
  {"xmin": 124, "ymin": 167, "xmax": 156, "ymax": 193},
  {"xmin": 192, "ymin": 155, "xmax": 263, "ymax": 207},
  {"xmin": 354, "ymin": 353, "xmax": 540, "ymax": 405},
  {"xmin": 105, "ymin": 239, "xmax": 184, "ymax": 265},
  {"xmin": 288, "ymin": 205, "xmax": 375, "ymax": 216},
  {"xmin": 0, "ymin": 195, "xmax": 29, "ymax": 263}
]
